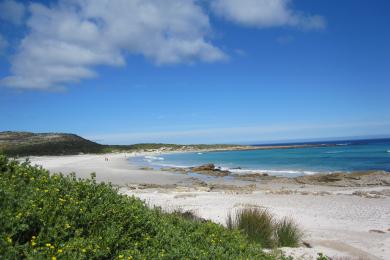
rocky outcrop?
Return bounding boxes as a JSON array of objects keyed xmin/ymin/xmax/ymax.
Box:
[
  {"xmin": 189, "ymin": 163, "xmax": 230, "ymax": 177},
  {"xmin": 294, "ymin": 171, "xmax": 390, "ymax": 187}
]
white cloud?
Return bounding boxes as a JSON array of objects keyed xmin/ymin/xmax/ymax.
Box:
[
  {"xmin": 0, "ymin": 0, "xmax": 25, "ymax": 25},
  {"xmin": 0, "ymin": 34, "xmax": 8, "ymax": 52},
  {"xmin": 211, "ymin": 0, "xmax": 326, "ymax": 30},
  {"xmin": 1, "ymin": 0, "xmax": 226, "ymax": 90}
]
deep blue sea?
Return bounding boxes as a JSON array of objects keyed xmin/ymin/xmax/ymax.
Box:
[{"xmin": 131, "ymin": 139, "xmax": 390, "ymax": 177}]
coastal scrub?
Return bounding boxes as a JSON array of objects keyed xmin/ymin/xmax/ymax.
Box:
[{"xmin": 0, "ymin": 156, "xmax": 273, "ymax": 259}]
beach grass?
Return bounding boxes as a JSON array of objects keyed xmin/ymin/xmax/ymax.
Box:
[
  {"xmin": 275, "ymin": 217, "xmax": 303, "ymax": 247},
  {"xmin": 227, "ymin": 208, "xmax": 275, "ymax": 248},
  {"xmin": 227, "ymin": 208, "xmax": 302, "ymax": 248},
  {"xmin": 0, "ymin": 155, "xmax": 273, "ymax": 259}
]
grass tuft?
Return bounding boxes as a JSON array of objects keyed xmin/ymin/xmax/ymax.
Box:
[
  {"xmin": 227, "ymin": 208, "xmax": 303, "ymax": 248},
  {"xmin": 275, "ymin": 217, "xmax": 303, "ymax": 247},
  {"xmin": 227, "ymin": 208, "xmax": 275, "ymax": 248}
]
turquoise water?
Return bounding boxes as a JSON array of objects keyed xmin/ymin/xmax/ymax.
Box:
[{"xmin": 131, "ymin": 139, "xmax": 390, "ymax": 177}]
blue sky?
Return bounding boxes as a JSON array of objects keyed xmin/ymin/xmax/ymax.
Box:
[{"xmin": 1, "ymin": 0, "xmax": 389, "ymax": 144}]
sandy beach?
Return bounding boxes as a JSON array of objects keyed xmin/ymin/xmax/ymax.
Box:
[{"xmin": 26, "ymin": 153, "xmax": 390, "ymax": 260}]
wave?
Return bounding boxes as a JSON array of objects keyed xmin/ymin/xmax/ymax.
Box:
[
  {"xmin": 324, "ymin": 151, "xmax": 345, "ymax": 154},
  {"xmin": 221, "ymin": 167, "xmax": 320, "ymax": 176},
  {"xmin": 387, "ymin": 150, "xmax": 390, "ymax": 153},
  {"xmin": 336, "ymin": 143, "xmax": 351, "ymax": 146},
  {"xmin": 141, "ymin": 159, "xmax": 319, "ymax": 176},
  {"xmin": 157, "ymin": 163, "xmax": 193, "ymax": 168},
  {"xmin": 143, "ymin": 155, "xmax": 164, "ymax": 163}
]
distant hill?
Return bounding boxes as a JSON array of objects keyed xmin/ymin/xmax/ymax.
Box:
[
  {"xmin": 0, "ymin": 131, "xmax": 104, "ymax": 156},
  {"xmin": 0, "ymin": 131, "xmax": 245, "ymax": 156}
]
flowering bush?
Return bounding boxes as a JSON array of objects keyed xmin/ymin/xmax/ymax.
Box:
[{"xmin": 0, "ymin": 156, "xmax": 273, "ymax": 259}]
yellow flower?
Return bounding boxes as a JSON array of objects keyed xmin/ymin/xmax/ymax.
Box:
[
  {"xmin": 82, "ymin": 249, "xmax": 87, "ymax": 253},
  {"xmin": 51, "ymin": 256, "xmax": 56, "ymax": 260},
  {"xmin": 44, "ymin": 189, "xmax": 49, "ymax": 193},
  {"xmin": 58, "ymin": 249, "xmax": 63, "ymax": 253},
  {"xmin": 65, "ymin": 223, "xmax": 71, "ymax": 229},
  {"xmin": 31, "ymin": 241, "xmax": 37, "ymax": 246},
  {"xmin": 6, "ymin": 236, "xmax": 12, "ymax": 244},
  {"xmin": 119, "ymin": 255, "xmax": 124, "ymax": 259},
  {"xmin": 46, "ymin": 243, "xmax": 52, "ymax": 247}
]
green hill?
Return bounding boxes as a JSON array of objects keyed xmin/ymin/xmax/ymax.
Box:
[
  {"xmin": 0, "ymin": 131, "xmax": 247, "ymax": 157},
  {"xmin": 0, "ymin": 131, "xmax": 104, "ymax": 156}
]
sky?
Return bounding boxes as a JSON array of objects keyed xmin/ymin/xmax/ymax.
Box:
[{"xmin": 0, "ymin": 0, "xmax": 389, "ymax": 144}]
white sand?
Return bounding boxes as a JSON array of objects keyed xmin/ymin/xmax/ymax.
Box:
[{"xmin": 27, "ymin": 153, "xmax": 390, "ymax": 260}]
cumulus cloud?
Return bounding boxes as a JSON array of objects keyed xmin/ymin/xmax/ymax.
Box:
[
  {"xmin": 0, "ymin": 0, "xmax": 25, "ymax": 25},
  {"xmin": 211, "ymin": 0, "xmax": 326, "ymax": 30},
  {"xmin": 1, "ymin": 0, "xmax": 226, "ymax": 90}
]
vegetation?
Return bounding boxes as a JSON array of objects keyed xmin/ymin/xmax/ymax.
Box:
[
  {"xmin": 275, "ymin": 218, "xmax": 303, "ymax": 247},
  {"xmin": 0, "ymin": 156, "xmax": 273, "ymax": 259},
  {"xmin": 227, "ymin": 208, "xmax": 275, "ymax": 248},
  {"xmin": 0, "ymin": 132, "xmax": 104, "ymax": 156},
  {"xmin": 227, "ymin": 208, "xmax": 303, "ymax": 248},
  {"xmin": 0, "ymin": 131, "xmax": 242, "ymax": 157}
]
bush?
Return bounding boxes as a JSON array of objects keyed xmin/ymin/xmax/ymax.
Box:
[
  {"xmin": 171, "ymin": 208, "xmax": 205, "ymax": 223},
  {"xmin": 227, "ymin": 208, "xmax": 275, "ymax": 248},
  {"xmin": 275, "ymin": 218, "xmax": 303, "ymax": 247},
  {"xmin": 0, "ymin": 156, "xmax": 273, "ymax": 259},
  {"xmin": 227, "ymin": 208, "xmax": 302, "ymax": 249}
]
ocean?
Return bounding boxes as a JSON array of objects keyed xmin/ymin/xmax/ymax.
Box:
[{"xmin": 130, "ymin": 138, "xmax": 390, "ymax": 177}]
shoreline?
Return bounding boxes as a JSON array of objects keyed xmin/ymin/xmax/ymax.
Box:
[{"xmin": 25, "ymin": 152, "xmax": 390, "ymax": 259}]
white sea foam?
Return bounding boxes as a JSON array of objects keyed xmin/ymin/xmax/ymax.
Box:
[
  {"xmin": 143, "ymin": 155, "xmax": 165, "ymax": 163},
  {"xmin": 222, "ymin": 167, "xmax": 319, "ymax": 176}
]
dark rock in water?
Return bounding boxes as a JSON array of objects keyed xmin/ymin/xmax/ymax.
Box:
[
  {"xmin": 190, "ymin": 163, "xmax": 230, "ymax": 177},
  {"xmin": 191, "ymin": 163, "xmax": 216, "ymax": 171}
]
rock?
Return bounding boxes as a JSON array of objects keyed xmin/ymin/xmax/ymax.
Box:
[
  {"xmin": 191, "ymin": 163, "xmax": 216, "ymax": 171},
  {"xmin": 139, "ymin": 166, "xmax": 154, "ymax": 171},
  {"xmin": 160, "ymin": 167, "xmax": 189, "ymax": 174},
  {"xmin": 369, "ymin": 229, "xmax": 385, "ymax": 234},
  {"xmin": 189, "ymin": 164, "xmax": 230, "ymax": 177},
  {"xmin": 294, "ymin": 171, "xmax": 390, "ymax": 187}
]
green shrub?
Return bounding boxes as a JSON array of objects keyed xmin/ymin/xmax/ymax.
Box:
[
  {"xmin": 171, "ymin": 208, "xmax": 205, "ymax": 223},
  {"xmin": 275, "ymin": 217, "xmax": 303, "ymax": 247},
  {"xmin": 0, "ymin": 155, "xmax": 273, "ymax": 259},
  {"xmin": 227, "ymin": 208, "xmax": 275, "ymax": 248}
]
